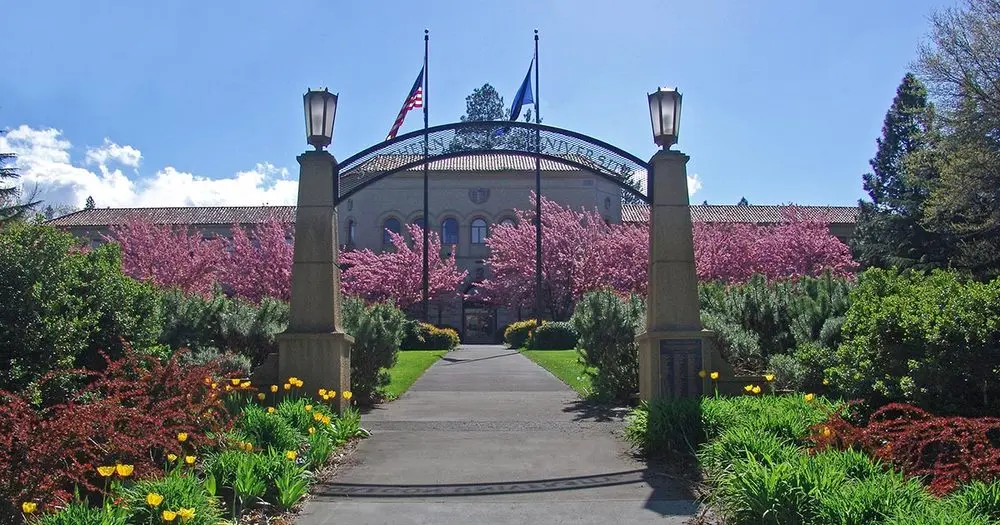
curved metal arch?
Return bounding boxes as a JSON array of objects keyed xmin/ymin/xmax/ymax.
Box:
[{"xmin": 336, "ymin": 121, "xmax": 650, "ymax": 204}]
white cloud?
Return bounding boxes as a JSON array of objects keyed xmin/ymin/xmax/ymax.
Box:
[
  {"xmin": 85, "ymin": 139, "xmax": 142, "ymax": 168},
  {"xmin": 1, "ymin": 125, "xmax": 295, "ymax": 209},
  {"xmin": 687, "ymin": 173, "xmax": 703, "ymax": 196}
]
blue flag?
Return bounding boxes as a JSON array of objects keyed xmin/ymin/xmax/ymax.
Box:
[{"xmin": 509, "ymin": 59, "xmax": 534, "ymax": 122}]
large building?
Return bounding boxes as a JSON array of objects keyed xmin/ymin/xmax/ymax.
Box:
[{"xmin": 48, "ymin": 153, "xmax": 859, "ymax": 342}]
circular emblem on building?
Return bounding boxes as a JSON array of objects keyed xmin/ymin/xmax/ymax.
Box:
[{"xmin": 469, "ymin": 188, "xmax": 490, "ymax": 205}]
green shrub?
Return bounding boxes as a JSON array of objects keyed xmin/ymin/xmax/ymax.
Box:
[
  {"xmin": 0, "ymin": 224, "xmax": 163, "ymax": 404},
  {"xmin": 698, "ymin": 427, "xmax": 801, "ymax": 474},
  {"xmin": 829, "ymin": 268, "xmax": 1000, "ymax": 414},
  {"xmin": 503, "ymin": 319, "xmax": 538, "ymax": 349},
  {"xmin": 342, "ymin": 298, "xmax": 406, "ymax": 402},
  {"xmin": 178, "ymin": 347, "xmax": 252, "ymax": 377},
  {"xmin": 948, "ymin": 481, "xmax": 1000, "ymax": 521},
  {"xmin": 624, "ymin": 398, "xmax": 703, "ymax": 456},
  {"xmin": 527, "ymin": 321, "xmax": 578, "ymax": 350},
  {"xmin": 814, "ymin": 466, "xmax": 929, "ymax": 524},
  {"xmin": 159, "ymin": 290, "xmax": 287, "ymax": 366},
  {"xmin": 570, "ymin": 289, "xmax": 644, "ymax": 402},
  {"xmin": 119, "ymin": 470, "xmax": 223, "ymax": 525},
  {"xmin": 401, "ymin": 321, "xmax": 459, "ymax": 350},
  {"xmin": 714, "ymin": 456, "xmax": 832, "ymax": 525},
  {"xmin": 240, "ymin": 403, "xmax": 302, "ymax": 452},
  {"xmin": 33, "ymin": 501, "xmax": 128, "ymax": 525}
]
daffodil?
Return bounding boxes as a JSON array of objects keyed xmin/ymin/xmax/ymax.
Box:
[
  {"xmin": 764, "ymin": 374, "xmax": 775, "ymax": 382},
  {"xmin": 185, "ymin": 456, "xmax": 196, "ymax": 465},
  {"xmin": 177, "ymin": 507, "xmax": 195, "ymax": 521},
  {"xmin": 698, "ymin": 370, "xmax": 706, "ymax": 378},
  {"xmin": 285, "ymin": 450, "xmax": 297, "ymax": 460},
  {"xmin": 257, "ymin": 393, "xmax": 266, "ymax": 401},
  {"xmin": 162, "ymin": 510, "xmax": 177, "ymax": 522},
  {"xmin": 97, "ymin": 465, "xmax": 115, "ymax": 477},
  {"xmin": 305, "ymin": 404, "xmax": 312, "ymax": 411},
  {"xmin": 167, "ymin": 453, "xmax": 178, "ymax": 462},
  {"xmin": 116, "ymin": 464, "xmax": 134, "ymax": 477},
  {"xmin": 804, "ymin": 393, "xmax": 815, "ymax": 402},
  {"xmin": 343, "ymin": 391, "xmax": 353, "ymax": 400},
  {"xmin": 146, "ymin": 492, "xmax": 164, "ymax": 507},
  {"xmin": 21, "ymin": 502, "xmax": 37, "ymax": 514},
  {"xmin": 270, "ymin": 385, "xmax": 279, "ymax": 393},
  {"xmin": 177, "ymin": 432, "xmax": 188, "ymax": 442},
  {"xmin": 710, "ymin": 371, "xmax": 720, "ymax": 380}
]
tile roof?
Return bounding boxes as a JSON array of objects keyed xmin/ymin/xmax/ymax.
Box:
[
  {"xmin": 48, "ymin": 203, "xmax": 859, "ymax": 228},
  {"xmin": 47, "ymin": 206, "xmax": 296, "ymax": 227},
  {"xmin": 621, "ymin": 203, "xmax": 859, "ymax": 224},
  {"xmin": 346, "ymin": 153, "xmax": 583, "ymax": 173}
]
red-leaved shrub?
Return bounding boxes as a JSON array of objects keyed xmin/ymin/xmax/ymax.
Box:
[
  {"xmin": 0, "ymin": 345, "xmax": 230, "ymax": 519},
  {"xmin": 811, "ymin": 403, "xmax": 1000, "ymax": 495}
]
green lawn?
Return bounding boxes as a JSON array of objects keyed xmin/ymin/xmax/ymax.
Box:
[
  {"xmin": 520, "ymin": 349, "xmax": 593, "ymax": 396},
  {"xmin": 383, "ymin": 350, "xmax": 448, "ymax": 400}
]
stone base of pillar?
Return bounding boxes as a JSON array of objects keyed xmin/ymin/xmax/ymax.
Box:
[
  {"xmin": 276, "ymin": 332, "xmax": 354, "ymax": 413},
  {"xmin": 638, "ymin": 329, "xmax": 718, "ymax": 400}
]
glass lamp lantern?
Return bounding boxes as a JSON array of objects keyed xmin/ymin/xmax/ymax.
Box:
[
  {"xmin": 304, "ymin": 88, "xmax": 338, "ymax": 150},
  {"xmin": 647, "ymin": 87, "xmax": 682, "ymax": 148}
]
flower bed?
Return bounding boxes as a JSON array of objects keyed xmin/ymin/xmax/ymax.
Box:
[
  {"xmin": 626, "ymin": 395, "xmax": 1000, "ymax": 524},
  {"xmin": 2, "ymin": 349, "xmax": 367, "ymax": 524}
]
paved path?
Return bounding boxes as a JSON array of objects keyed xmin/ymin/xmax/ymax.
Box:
[{"xmin": 298, "ymin": 345, "xmax": 699, "ymax": 525}]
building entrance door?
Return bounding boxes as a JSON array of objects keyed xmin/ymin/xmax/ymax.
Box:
[{"xmin": 462, "ymin": 307, "xmax": 494, "ymax": 344}]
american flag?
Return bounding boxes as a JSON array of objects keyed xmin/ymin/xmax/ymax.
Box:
[{"xmin": 386, "ymin": 67, "xmax": 424, "ymax": 141}]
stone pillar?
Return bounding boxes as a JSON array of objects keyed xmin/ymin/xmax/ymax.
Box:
[
  {"xmin": 277, "ymin": 150, "xmax": 354, "ymax": 413},
  {"xmin": 637, "ymin": 149, "xmax": 715, "ymax": 400}
]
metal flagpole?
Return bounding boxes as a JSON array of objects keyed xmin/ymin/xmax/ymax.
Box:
[
  {"xmin": 422, "ymin": 29, "xmax": 431, "ymax": 322},
  {"xmin": 533, "ymin": 29, "xmax": 542, "ymax": 322}
]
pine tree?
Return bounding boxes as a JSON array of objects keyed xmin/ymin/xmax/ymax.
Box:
[
  {"xmin": 852, "ymin": 74, "xmax": 950, "ymax": 270},
  {"xmin": 0, "ymin": 131, "xmax": 38, "ymax": 224},
  {"xmin": 737, "ymin": 197, "xmax": 749, "ymax": 206},
  {"xmin": 85, "ymin": 196, "xmax": 95, "ymax": 209}
]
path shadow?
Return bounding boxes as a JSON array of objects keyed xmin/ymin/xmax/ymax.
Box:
[
  {"xmin": 311, "ymin": 468, "xmax": 699, "ymax": 516},
  {"xmin": 561, "ymin": 398, "xmax": 633, "ymax": 423},
  {"xmin": 439, "ymin": 352, "xmax": 518, "ymax": 365}
]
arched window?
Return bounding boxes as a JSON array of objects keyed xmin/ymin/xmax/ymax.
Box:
[
  {"xmin": 412, "ymin": 216, "xmax": 425, "ymax": 229},
  {"xmin": 383, "ymin": 217, "xmax": 401, "ymax": 244},
  {"xmin": 440, "ymin": 217, "xmax": 458, "ymax": 245},
  {"xmin": 499, "ymin": 217, "xmax": 516, "ymax": 227},
  {"xmin": 347, "ymin": 220, "xmax": 356, "ymax": 245},
  {"xmin": 470, "ymin": 218, "xmax": 488, "ymax": 244}
]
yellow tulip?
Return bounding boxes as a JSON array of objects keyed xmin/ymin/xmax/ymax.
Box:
[
  {"xmin": 177, "ymin": 432, "xmax": 188, "ymax": 442},
  {"xmin": 203, "ymin": 377, "xmax": 211, "ymax": 385},
  {"xmin": 308, "ymin": 427, "xmax": 316, "ymax": 435},
  {"xmin": 185, "ymin": 456, "xmax": 196, "ymax": 465},
  {"xmin": 343, "ymin": 391, "xmax": 353, "ymax": 400},
  {"xmin": 146, "ymin": 492, "xmax": 164, "ymax": 507},
  {"xmin": 257, "ymin": 393, "xmax": 266, "ymax": 401},
  {"xmin": 319, "ymin": 388, "xmax": 327, "ymax": 396},
  {"xmin": 210, "ymin": 383, "xmax": 217, "ymax": 389},
  {"xmin": 167, "ymin": 453, "xmax": 178, "ymax": 462},
  {"xmin": 327, "ymin": 390, "xmax": 337, "ymax": 398},
  {"xmin": 804, "ymin": 393, "xmax": 816, "ymax": 402},
  {"xmin": 283, "ymin": 383, "xmax": 291, "ymax": 391},
  {"xmin": 21, "ymin": 502, "xmax": 37, "ymax": 514},
  {"xmin": 116, "ymin": 464, "xmax": 134, "ymax": 477},
  {"xmin": 313, "ymin": 412, "xmax": 323, "ymax": 422},
  {"xmin": 224, "ymin": 385, "xmax": 233, "ymax": 392},
  {"xmin": 267, "ymin": 407, "xmax": 276, "ymax": 414},
  {"xmin": 710, "ymin": 372, "xmax": 720, "ymax": 380},
  {"xmin": 822, "ymin": 426, "xmax": 832, "ymax": 438},
  {"xmin": 270, "ymin": 385, "xmax": 279, "ymax": 393},
  {"xmin": 698, "ymin": 370, "xmax": 706, "ymax": 378},
  {"xmin": 177, "ymin": 507, "xmax": 195, "ymax": 521},
  {"xmin": 305, "ymin": 405, "xmax": 312, "ymax": 411},
  {"xmin": 743, "ymin": 385, "xmax": 754, "ymax": 393},
  {"xmin": 162, "ymin": 510, "xmax": 177, "ymax": 521},
  {"xmin": 764, "ymin": 374, "xmax": 775, "ymax": 382},
  {"xmin": 822, "ymin": 378, "xmax": 830, "ymax": 385},
  {"xmin": 287, "ymin": 377, "xmax": 298, "ymax": 384},
  {"xmin": 97, "ymin": 465, "xmax": 115, "ymax": 477},
  {"xmin": 230, "ymin": 378, "xmax": 241, "ymax": 386},
  {"xmin": 240, "ymin": 381, "xmax": 251, "ymax": 389},
  {"xmin": 321, "ymin": 415, "xmax": 331, "ymax": 425},
  {"xmin": 243, "ymin": 442, "xmax": 253, "ymax": 452},
  {"xmin": 751, "ymin": 385, "xmax": 761, "ymax": 395},
  {"xmin": 285, "ymin": 450, "xmax": 297, "ymax": 460}
]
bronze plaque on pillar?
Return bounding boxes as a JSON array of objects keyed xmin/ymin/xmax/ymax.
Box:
[{"xmin": 659, "ymin": 338, "xmax": 703, "ymax": 398}]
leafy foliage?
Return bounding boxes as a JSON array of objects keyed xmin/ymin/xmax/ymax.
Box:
[
  {"xmin": 401, "ymin": 321, "xmax": 460, "ymax": 350},
  {"xmin": 503, "ymin": 319, "xmax": 538, "ymax": 349},
  {"xmin": 342, "ymin": 298, "xmax": 407, "ymax": 402},
  {"xmin": 527, "ymin": 321, "xmax": 579, "ymax": 350},
  {"xmin": 570, "ymin": 289, "xmax": 644, "ymax": 402},
  {"xmin": 119, "ymin": 470, "xmax": 223, "ymax": 525},
  {"xmin": 223, "ymin": 220, "xmax": 293, "ymax": 302}
]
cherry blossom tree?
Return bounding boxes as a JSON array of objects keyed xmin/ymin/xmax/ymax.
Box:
[
  {"xmin": 223, "ymin": 219, "xmax": 293, "ymax": 302},
  {"xmin": 340, "ymin": 224, "xmax": 467, "ymax": 309},
  {"xmin": 108, "ymin": 219, "xmax": 227, "ymax": 296}
]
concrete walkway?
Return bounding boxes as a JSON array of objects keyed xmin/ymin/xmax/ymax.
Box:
[{"xmin": 298, "ymin": 345, "xmax": 700, "ymax": 525}]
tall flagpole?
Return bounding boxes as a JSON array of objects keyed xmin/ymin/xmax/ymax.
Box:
[
  {"xmin": 422, "ymin": 29, "xmax": 431, "ymax": 322},
  {"xmin": 533, "ymin": 29, "xmax": 542, "ymax": 322}
]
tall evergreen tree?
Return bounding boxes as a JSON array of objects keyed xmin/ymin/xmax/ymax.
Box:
[
  {"xmin": 85, "ymin": 196, "xmax": 96, "ymax": 209},
  {"xmin": 447, "ymin": 84, "xmax": 507, "ymax": 152},
  {"xmin": 852, "ymin": 74, "xmax": 950, "ymax": 270},
  {"xmin": 0, "ymin": 131, "xmax": 38, "ymax": 224}
]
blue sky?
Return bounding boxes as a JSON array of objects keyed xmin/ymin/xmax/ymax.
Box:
[{"xmin": 1, "ymin": 0, "xmax": 954, "ymax": 208}]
